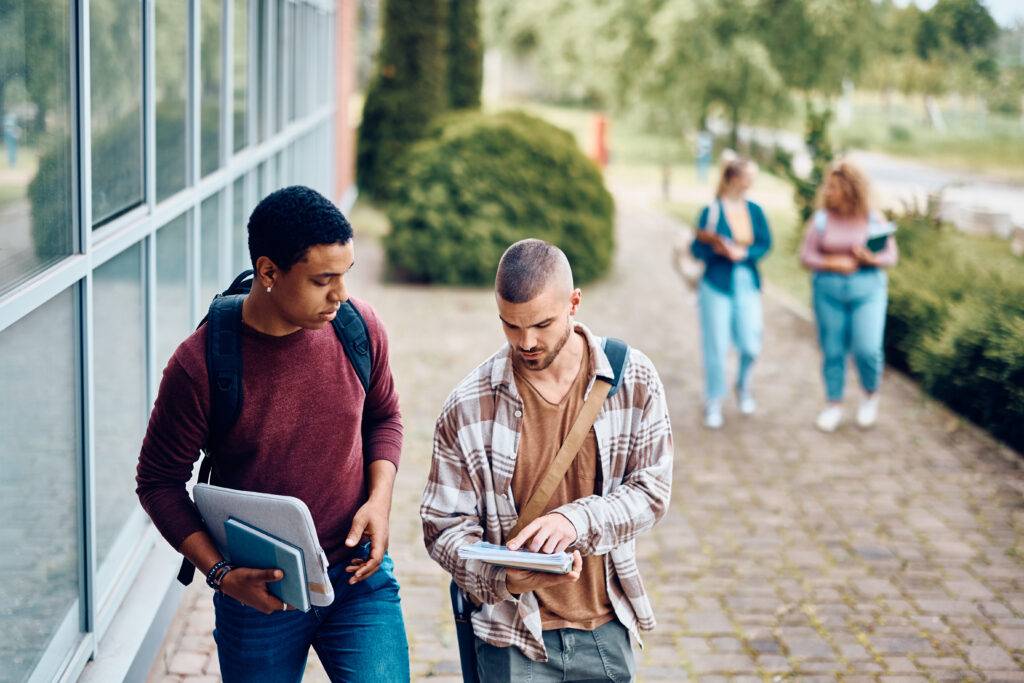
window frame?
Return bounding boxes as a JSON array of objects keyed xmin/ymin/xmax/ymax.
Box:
[{"xmin": 0, "ymin": 2, "xmax": 340, "ymax": 680}]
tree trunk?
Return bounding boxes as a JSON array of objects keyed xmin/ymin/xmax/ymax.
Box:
[{"xmin": 729, "ymin": 104, "xmax": 740, "ymax": 151}]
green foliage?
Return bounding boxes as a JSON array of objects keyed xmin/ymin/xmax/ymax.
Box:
[
  {"xmin": 753, "ymin": 0, "xmax": 875, "ymax": 94},
  {"xmin": 884, "ymin": 209, "xmax": 1024, "ymax": 452},
  {"xmin": 384, "ymin": 111, "xmax": 615, "ymax": 286},
  {"xmin": 447, "ymin": 0, "xmax": 482, "ymax": 109},
  {"xmin": 357, "ymin": 0, "xmax": 448, "ymax": 201},
  {"xmin": 771, "ymin": 103, "xmax": 834, "ymax": 224},
  {"xmin": 930, "ymin": 0, "xmax": 999, "ymax": 52}
]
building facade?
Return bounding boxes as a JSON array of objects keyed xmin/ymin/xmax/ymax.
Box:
[{"xmin": 0, "ymin": 1, "xmax": 355, "ymax": 680}]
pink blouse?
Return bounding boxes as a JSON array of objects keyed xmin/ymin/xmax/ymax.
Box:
[{"xmin": 800, "ymin": 211, "xmax": 898, "ymax": 272}]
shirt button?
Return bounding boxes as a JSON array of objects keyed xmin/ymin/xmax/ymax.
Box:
[{"xmin": 514, "ymin": 409, "xmax": 523, "ymax": 418}]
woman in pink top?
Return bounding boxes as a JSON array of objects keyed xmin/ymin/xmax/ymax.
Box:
[{"xmin": 800, "ymin": 161, "xmax": 898, "ymax": 432}]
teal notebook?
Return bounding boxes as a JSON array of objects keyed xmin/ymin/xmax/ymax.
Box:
[
  {"xmin": 866, "ymin": 222, "xmax": 896, "ymax": 253},
  {"xmin": 224, "ymin": 517, "xmax": 311, "ymax": 612}
]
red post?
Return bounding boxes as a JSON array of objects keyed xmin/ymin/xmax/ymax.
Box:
[{"xmin": 591, "ymin": 114, "xmax": 609, "ymax": 169}]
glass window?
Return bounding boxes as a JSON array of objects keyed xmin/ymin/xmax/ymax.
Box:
[
  {"xmin": 90, "ymin": 0, "xmax": 144, "ymax": 225},
  {"xmin": 256, "ymin": 0, "xmax": 269, "ymax": 143},
  {"xmin": 276, "ymin": 0, "xmax": 288, "ymax": 131},
  {"xmin": 93, "ymin": 244, "xmax": 147, "ymax": 567},
  {"xmin": 0, "ymin": 288, "xmax": 81, "ymax": 678},
  {"xmin": 155, "ymin": 1, "xmax": 189, "ymax": 201},
  {"xmin": 233, "ymin": 0, "xmax": 249, "ymax": 153},
  {"xmin": 257, "ymin": 161, "xmax": 268, "ymax": 199},
  {"xmin": 232, "ymin": 177, "xmax": 249, "ymax": 273},
  {"xmin": 0, "ymin": 2, "xmax": 74, "ymax": 296},
  {"xmin": 156, "ymin": 215, "xmax": 191, "ymax": 370},
  {"xmin": 201, "ymin": 192, "xmax": 222, "ymax": 305},
  {"xmin": 200, "ymin": 0, "xmax": 223, "ymax": 177}
]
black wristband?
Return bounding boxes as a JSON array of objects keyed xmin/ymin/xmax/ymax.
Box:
[{"xmin": 206, "ymin": 560, "xmax": 233, "ymax": 590}]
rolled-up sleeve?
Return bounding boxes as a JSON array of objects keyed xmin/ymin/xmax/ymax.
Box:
[{"xmin": 420, "ymin": 407, "xmax": 516, "ymax": 605}]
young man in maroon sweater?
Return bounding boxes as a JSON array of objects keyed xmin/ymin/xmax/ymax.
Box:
[{"xmin": 136, "ymin": 186, "xmax": 409, "ymax": 681}]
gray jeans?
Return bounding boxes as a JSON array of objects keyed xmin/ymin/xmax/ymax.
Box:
[{"xmin": 474, "ymin": 619, "xmax": 635, "ymax": 682}]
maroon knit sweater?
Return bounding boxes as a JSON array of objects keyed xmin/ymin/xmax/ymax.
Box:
[{"xmin": 136, "ymin": 297, "xmax": 402, "ymax": 567}]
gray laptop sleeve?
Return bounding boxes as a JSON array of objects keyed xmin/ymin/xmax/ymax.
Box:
[{"xmin": 193, "ymin": 483, "xmax": 335, "ymax": 607}]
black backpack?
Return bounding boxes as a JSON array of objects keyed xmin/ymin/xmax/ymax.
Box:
[{"xmin": 177, "ymin": 269, "xmax": 374, "ymax": 586}]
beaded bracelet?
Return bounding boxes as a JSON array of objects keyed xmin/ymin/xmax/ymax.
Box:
[{"xmin": 205, "ymin": 560, "xmax": 234, "ymax": 590}]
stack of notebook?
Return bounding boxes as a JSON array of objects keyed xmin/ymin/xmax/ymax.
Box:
[{"xmin": 458, "ymin": 541, "xmax": 573, "ymax": 574}]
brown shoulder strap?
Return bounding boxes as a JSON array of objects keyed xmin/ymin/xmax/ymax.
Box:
[{"xmin": 509, "ymin": 378, "xmax": 612, "ymax": 539}]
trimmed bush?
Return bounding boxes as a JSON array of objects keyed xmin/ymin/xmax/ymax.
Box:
[
  {"xmin": 356, "ymin": 0, "xmax": 448, "ymax": 201},
  {"xmin": 884, "ymin": 209, "xmax": 1024, "ymax": 453},
  {"xmin": 384, "ymin": 110, "xmax": 615, "ymax": 286},
  {"xmin": 447, "ymin": 0, "xmax": 482, "ymax": 109}
]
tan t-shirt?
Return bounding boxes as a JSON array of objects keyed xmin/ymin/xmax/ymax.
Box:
[
  {"xmin": 723, "ymin": 199, "xmax": 753, "ymax": 246},
  {"xmin": 511, "ymin": 338, "xmax": 615, "ymax": 631}
]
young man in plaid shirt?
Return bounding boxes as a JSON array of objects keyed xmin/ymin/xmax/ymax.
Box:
[{"xmin": 421, "ymin": 239, "xmax": 674, "ymax": 680}]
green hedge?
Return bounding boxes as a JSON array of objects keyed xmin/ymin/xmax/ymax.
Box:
[
  {"xmin": 356, "ymin": 0, "xmax": 448, "ymax": 201},
  {"xmin": 447, "ymin": 0, "xmax": 482, "ymax": 109},
  {"xmin": 383, "ymin": 110, "xmax": 615, "ymax": 286},
  {"xmin": 884, "ymin": 212, "xmax": 1024, "ymax": 452}
]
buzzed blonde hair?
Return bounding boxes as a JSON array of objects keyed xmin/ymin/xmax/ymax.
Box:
[{"xmin": 495, "ymin": 239, "xmax": 573, "ymax": 303}]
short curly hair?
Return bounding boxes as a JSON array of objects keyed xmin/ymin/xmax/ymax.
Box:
[{"xmin": 247, "ymin": 185, "xmax": 353, "ymax": 271}]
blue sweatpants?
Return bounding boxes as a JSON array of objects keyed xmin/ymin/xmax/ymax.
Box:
[{"xmin": 812, "ymin": 269, "xmax": 888, "ymax": 402}]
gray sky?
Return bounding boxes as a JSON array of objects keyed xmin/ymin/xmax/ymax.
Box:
[{"xmin": 895, "ymin": 0, "xmax": 1023, "ymax": 27}]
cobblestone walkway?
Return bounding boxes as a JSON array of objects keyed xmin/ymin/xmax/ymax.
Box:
[{"xmin": 148, "ymin": 176, "xmax": 1024, "ymax": 682}]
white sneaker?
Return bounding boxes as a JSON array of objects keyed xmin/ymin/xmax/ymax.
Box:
[
  {"xmin": 704, "ymin": 401, "xmax": 724, "ymax": 430},
  {"xmin": 857, "ymin": 394, "xmax": 879, "ymax": 428},
  {"xmin": 815, "ymin": 404, "xmax": 843, "ymax": 432},
  {"xmin": 737, "ymin": 390, "xmax": 756, "ymax": 416}
]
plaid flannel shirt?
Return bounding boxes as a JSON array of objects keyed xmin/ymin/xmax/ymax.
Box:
[{"xmin": 420, "ymin": 323, "xmax": 674, "ymax": 662}]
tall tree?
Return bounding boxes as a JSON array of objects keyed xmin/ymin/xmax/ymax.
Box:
[
  {"xmin": 754, "ymin": 0, "xmax": 875, "ymax": 95},
  {"xmin": 357, "ymin": 0, "xmax": 448, "ymax": 200},
  {"xmin": 447, "ymin": 0, "xmax": 482, "ymax": 109}
]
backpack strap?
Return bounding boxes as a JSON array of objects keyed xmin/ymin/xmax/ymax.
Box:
[
  {"xmin": 331, "ymin": 300, "xmax": 372, "ymax": 394},
  {"xmin": 703, "ymin": 200, "xmax": 721, "ymax": 232},
  {"xmin": 813, "ymin": 209, "xmax": 828, "ymax": 234},
  {"xmin": 178, "ymin": 293, "xmax": 245, "ymax": 587},
  {"xmin": 205, "ymin": 294, "xmax": 247, "ymax": 448},
  {"xmin": 601, "ymin": 337, "xmax": 629, "ymax": 398}
]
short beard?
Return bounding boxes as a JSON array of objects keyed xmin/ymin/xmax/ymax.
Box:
[{"xmin": 516, "ymin": 318, "xmax": 573, "ymax": 372}]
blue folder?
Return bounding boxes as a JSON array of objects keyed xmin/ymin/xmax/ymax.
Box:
[{"xmin": 224, "ymin": 517, "xmax": 311, "ymax": 612}]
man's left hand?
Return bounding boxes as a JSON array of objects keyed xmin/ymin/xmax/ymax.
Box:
[
  {"xmin": 506, "ymin": 512, "xmax": 578, "ymax": 554},
  {"xmin": 344, "ymin": 497, "xmax": 391, "ymax": 584}
]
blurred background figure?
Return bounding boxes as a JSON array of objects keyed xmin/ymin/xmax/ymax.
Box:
[
  {"xmin": 695, "ymin": 129, "xmax": 713, "ymax": 182},
  {"xmin": 691, "ymin": 156, "xmax": 773, "ymax": 429},
  {"xmin": 3, "ymin": 113, "xmax": 19, "ymax": 168},
  {"xmin": 800, "ymin": 160, "xmax": 898, "ymax": 432}
]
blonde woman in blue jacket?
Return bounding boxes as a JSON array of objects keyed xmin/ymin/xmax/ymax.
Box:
[{"xmin": 691, "ymin": 158, "xmax": 773, "ymax": 429}]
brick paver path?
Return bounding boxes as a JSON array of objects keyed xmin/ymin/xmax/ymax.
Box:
[{"xmin": 148, "ymin": 176, "xmax": 1024, "ymax": 682}]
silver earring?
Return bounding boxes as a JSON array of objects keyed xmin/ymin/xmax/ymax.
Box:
[{"xmin": 266, "ymin": 286, "xmax": 272, "ymax": 293}]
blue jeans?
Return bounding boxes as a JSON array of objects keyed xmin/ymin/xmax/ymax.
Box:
[
  {"xmin": 698, "ymin": 264, "xmax": 763, "ymax": 401},
  {"xmin": 213, "ymin": 553, "xmax": 410, "ymax": 682},
  {"xmin": 812, "ymin": 269, "xmax": 888, "ymax": 402}
]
